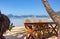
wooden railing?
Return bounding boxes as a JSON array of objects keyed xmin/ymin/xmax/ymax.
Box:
[{"xmin": 24, "ymin": 22, "xmax": 58, "ymax": 39}]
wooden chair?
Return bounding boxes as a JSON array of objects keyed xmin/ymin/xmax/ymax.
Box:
[
  {"xmin": 41, "ymin": 20, "xmax": 49, "ymax": 38},
  {"xmin": 25, "ymin": 19, "xmax": 35, "ymax": 39},
  {"xmin": 24, "ymin": 19, "xmax": 31, "ymax": 39}
]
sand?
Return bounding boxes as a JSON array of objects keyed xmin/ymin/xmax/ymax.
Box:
[
  {"xmin": 3, "ymin": 26, "xmax": 58, "ymax": 39},
  {"xmin": 3, "ymin": 26, "xmax": 26, "ymax": 39}
]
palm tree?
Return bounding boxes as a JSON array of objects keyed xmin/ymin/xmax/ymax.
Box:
[
  {"xmin": 9, "ymin": 23, "xmax": 15, "ymax": 31},
  {"xmin": 42, "ymin": 0, "xmax": 60, "ymax": 29},
  {"xmin": 0, "ymin": 11, "xmax": 10, "ymax": 39}
]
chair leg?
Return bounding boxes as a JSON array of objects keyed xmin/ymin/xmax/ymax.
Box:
[{"xmin": 26, "ymin": 32, "xmax": 28, "ymax": 39}]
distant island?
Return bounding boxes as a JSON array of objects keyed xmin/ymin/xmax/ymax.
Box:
[
  {"xmin": 7, "ymin": 14, "xmax": 50, "ymax": 18},
  {"xmin": 6, "ymin": 12, "xmax": 60, "ymax": 18}
]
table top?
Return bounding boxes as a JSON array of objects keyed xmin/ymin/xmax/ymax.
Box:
[{"xmin": 24, "ymin": 22, "xmax": 57, "ymax": 24}]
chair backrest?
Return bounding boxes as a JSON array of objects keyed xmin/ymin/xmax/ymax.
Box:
[
  {"xmin": 24, "ymin": 19, "xmax": 31, "ymax": 23},
  {"xmin": 42, "ymin": 20, "xmax": 47, "ymax": 22},
  {"xmin": 32, "ymin": 18, "xmax": 37, "ymax": 23},
  {"xmin": 37, "ymin": 20, "xmax": 42, "ymax": 22},
  {"xmin": 42, "ymin": 20, "xmax": 48, "ymax": 27},
  {"xmin": 24, "ymin": 19, "xmax": 32, "ymax": 29}
]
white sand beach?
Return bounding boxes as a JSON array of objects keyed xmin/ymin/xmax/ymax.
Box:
[
  {"xmin": 3, "ymin": 26, "xmax": 26, "ymax": 39},
  {"xmin": 3, "ymin": 26, "xmax": 58, "ymax": 39}
]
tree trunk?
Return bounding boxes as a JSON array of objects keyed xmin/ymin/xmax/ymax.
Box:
[{"xmin": 42, "ymin": 0, "xmax": 60, "ymax": 39}]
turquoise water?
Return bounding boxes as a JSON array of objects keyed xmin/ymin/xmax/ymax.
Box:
[{"xmin": 9, "ymin": 17, "xmax": 53, "ymax": 26}]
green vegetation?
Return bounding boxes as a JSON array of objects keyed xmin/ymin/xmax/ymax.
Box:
[{"xmin": 9, "ymin": 23, "xmax": 15, "ymax": 31}]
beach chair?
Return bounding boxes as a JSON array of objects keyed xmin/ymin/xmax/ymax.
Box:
[
  {"xmin": 42, "ymin": 20, "xmax": 47, "ymax": 22},
  {"xmin": 25, "ymin": 19, "xmax": 35, "ymax": 39},
  {"xmin": 32, "ymin": 17, "xmax": 37, "ymax": 23},
  {"xmin": 33, "ymin": 20, "xmax": 49, "ymax": 39},
  {"xmin": 24, "ymin": 19, "xmax": 31, "ymax": 23},
  {"xmin": 32, "ymin": 19, "xmax": 39, "ymax": 39},
  {"xmin": 49, "ymin": 24, "xmax": 58, "ymax": 37},
  {"xmin": 36, "ymin": 20, "xmax": 43, "ymax": 39},
  {"xmin": 43, "ymin": 20, "xmax": 49, "ymax": 38},
  {"xmin": 24, "ymin": 19, "xmax": 30, "ymax": 39}
]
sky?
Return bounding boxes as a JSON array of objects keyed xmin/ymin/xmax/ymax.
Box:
[{"xmin": 0, "ymin": 0, "xmax": 60, "ymax": 16}]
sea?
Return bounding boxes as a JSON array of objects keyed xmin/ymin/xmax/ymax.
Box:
[{"xmin": 9, "ymin": 17, "xmax": 53, "ymax": 27}]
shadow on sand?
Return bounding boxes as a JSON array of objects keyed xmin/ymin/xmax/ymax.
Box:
[{"xmin": 5, "ymin": 31, "xmax": 26, "ymax": 39}]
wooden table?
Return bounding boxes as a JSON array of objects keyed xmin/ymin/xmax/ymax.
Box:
[{"xmin": 24, "ymin": 22, "xmax": 58, "ymax": 39}]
